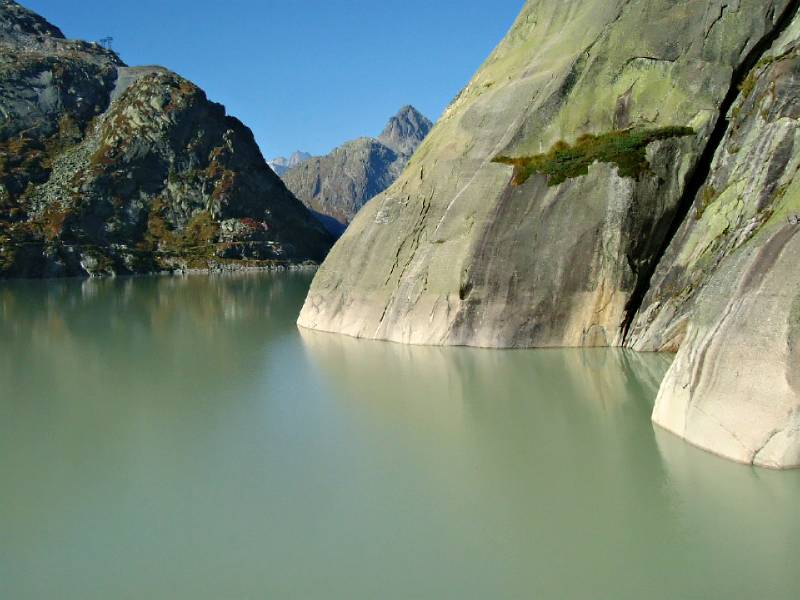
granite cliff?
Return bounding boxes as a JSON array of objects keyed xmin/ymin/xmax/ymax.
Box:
[
  {"xmin": 0, "ymin": 1, "xmax": 332, "ymax": 278},
  {"xmin": 300, "ymin": 0, "xmax": 800, "ymax": 468},
  {"xmin": 282, "ymin": 106, "xmax": 432, "ymax": 231},
  {"xmin": 633, "ymin": 15, "xmax": 800, "ymax": 469}
]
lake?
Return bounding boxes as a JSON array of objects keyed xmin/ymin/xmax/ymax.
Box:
[{"xmin": 1, "ymin": 272, "xmax": 798, "ymax": 599}]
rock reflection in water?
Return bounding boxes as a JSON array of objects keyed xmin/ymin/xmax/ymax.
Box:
[{"xmin": 1, "ymin": 274, "xmax": 798, "ymax": 600}]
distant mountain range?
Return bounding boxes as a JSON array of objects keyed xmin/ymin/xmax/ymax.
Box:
[
  {"xmin": 280, "ymin": 106, "xmax": 433, "ymax": 235},
  {"xmin": 267, "ymin": 151, "xmax": 312, "ymax": 177}
]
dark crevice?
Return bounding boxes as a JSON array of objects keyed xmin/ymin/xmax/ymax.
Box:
[
  {"xmin": 622, "ymin": 56, "xmax": 678, "ymax": 69},
  {"xmin": 621, "ymin": 0, "xmax": 800, "ymax": 344},
  {"xmin": 705, "ymin": 3, "xmax": 729, "ymax": 40}
]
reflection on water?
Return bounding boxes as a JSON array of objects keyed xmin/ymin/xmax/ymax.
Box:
[
  {"xmin": 300, "ymin": 328, "xmax": 674, "ymax": 474},
  {"xmin": 1, "ymin": 273, "xmax": 798, "ymax": 600}
]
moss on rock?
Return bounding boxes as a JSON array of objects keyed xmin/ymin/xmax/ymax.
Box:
[{"xmin": 493, "ymin": 126, "xmax": 695, "ymax": 187}]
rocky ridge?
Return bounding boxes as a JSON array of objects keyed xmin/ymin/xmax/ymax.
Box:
[
  {"xmin": 268, "ymin": 150, "xmax": 311, "ymax": 176},
  {"xmin": 281, "ymin": 106, "xmax": 432, "ymax": 230},
  {"xmin": 0, "ymin": 1, "xmax": 332, "ymax": 278},
  {"xmin": 299, "ymin": 0, "xmax": 800, "ymax": 468}
]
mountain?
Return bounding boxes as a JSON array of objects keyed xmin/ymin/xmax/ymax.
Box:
[
  {"xmin": 281, "ymin": 106, "xmax": 432, "ymax": 232},
  {"xmin": 0, "ymin": 1, "xmax": 332, "ymax": 278},
  {"xmin": 299, "ymin": 0, "xmax": 800, "ymax": 468},
  {"xmin": 268, "ymin": 150, "xmax": 311, "ymax": 176},
  {"xmin": 378, "ymin": 105, "xmax": 433, "ymax": 156}
]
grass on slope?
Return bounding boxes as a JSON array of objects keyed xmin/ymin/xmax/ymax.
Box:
[{"xmin": 493, "ymin": 127, "xmax": 695, "ymax": 186}]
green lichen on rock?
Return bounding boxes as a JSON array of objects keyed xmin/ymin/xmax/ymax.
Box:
[
  {"xmin": 694, "ymin": 185, "xmax": 718, "ymax": 220},
  {"xmin": 738, "ymin": 72, "xmax": 758, "ymax": 99},
  {"xmin": 493, "ymin": 127, "xmax": 695, "ymax": 186}
]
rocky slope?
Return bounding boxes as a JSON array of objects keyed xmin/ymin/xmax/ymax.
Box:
[
  {"xmin": 0, "ymin": 1, "xmax": 332, "ymax": 278},
  {"xmin": 300, "ymin": 0, "xmax": 800, "ymax": 468},
  {"xmin": 282, "ymin": 106, "xmax": 432, "ymax": 230},
  {"xmin": 268, "ymin": 150, "xmax": 311, "ymax": 177}
]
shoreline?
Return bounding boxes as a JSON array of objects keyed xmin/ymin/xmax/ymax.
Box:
[{"xmin": 0, "ymin": 260, "xmax": 320, "ymax": 283}]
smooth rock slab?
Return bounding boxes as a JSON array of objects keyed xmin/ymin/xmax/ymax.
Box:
[{"xmin": 653, "ymin": 224, "xmax": 800, "ymax": 469}]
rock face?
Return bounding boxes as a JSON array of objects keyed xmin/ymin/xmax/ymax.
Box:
[
  {"xmin": 268, "ymin": 151, "xmax": 311, "ymax": 177},
  {"xmin": 299, "ymin": 0, "xmax": 800, "ymax": 467},
  {"xmin": 282, "ymin": 106, "xmax": 432, "ymax": 230},
  {"xmin": 0, "ymin": 1, "xmax": 332, "ymax": 278},
  {"xmin": 638, "ymin": 16, "xmax": 800, "ymax": 468},
  {"xmin": 300, "ymin": 0, "xmax": 794, "ymax": 346}
]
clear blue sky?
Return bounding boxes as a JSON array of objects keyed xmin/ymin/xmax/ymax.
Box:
[{"xmin": 25, "ymin": 0, "xmax": 524, "ymax": 158}]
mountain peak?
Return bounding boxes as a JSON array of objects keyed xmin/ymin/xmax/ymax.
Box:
[
  {"xmin": 268, "ymin": 151, "xmax": 312, "ymax": 176},
  {"xmin": 289, "ymin": 150, "xmax": 312, "ymax": 164},
  {"xmin": 378, "ymin": 105, "xmax": 433, "ymax": 156},
  {"xmin": 0, "ymin": 0, "xmax": 65, "ymax": 41},
  {"xmin": 280, "ymin": 105, "xmax": 433, "ymax": 233},
  {"xmin": 395, "ymin": 105, "xmax": 422, "ymax": 118}
]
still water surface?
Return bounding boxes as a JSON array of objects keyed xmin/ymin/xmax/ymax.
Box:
[{"xmin": 1, "ymin": 273, "xmax": 798, "ymax": 599}]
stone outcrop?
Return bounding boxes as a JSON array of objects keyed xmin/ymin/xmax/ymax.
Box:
[
  {"xmin": 282, "ymin": 106, "xmax": 432, "ymax": 231},
  {"xmin": 0, "ymin": 0, "xmax": 332, "ymax": 278},
  {"xmin": 652, "ymin": 224, "xmax": 800, "ymax": 468},
  {"xmin": 637, "ymin": 14, "xmax": 800, "ymax": 468},
  {"xmin": 299, "ymin": 0, "xmax": 800, "ymax": 468},
  {"xmin": 300, "ymin": 0, "xmax": 794, "ymax": 346}
]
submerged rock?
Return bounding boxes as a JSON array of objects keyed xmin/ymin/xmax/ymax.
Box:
[{"xmin": 0, "ymin": 0, "xmax": 332, "ymax": 278}]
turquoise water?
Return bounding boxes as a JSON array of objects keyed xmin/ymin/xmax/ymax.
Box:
[{"xmin": 1, "ymin": 272, "xmax": 798, "ymax": 599}]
